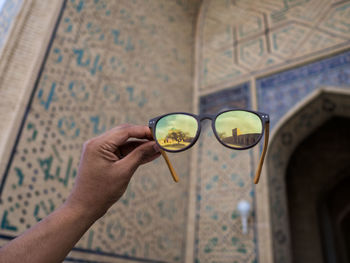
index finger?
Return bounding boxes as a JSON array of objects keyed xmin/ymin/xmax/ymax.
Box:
[{"xmin": 101, "ymin": 124, "xmax": 154, "ymax": 146}]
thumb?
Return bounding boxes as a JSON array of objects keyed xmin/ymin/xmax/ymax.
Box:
[{"xmin": 117, "ymin": 141, "xmax": 161, "ymax": 175}]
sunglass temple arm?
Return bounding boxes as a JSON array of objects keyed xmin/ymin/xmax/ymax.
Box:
[
  {"xmin": 159, "ymin": 149, "xmax": 179, "ymax": 182},
  {"xmin": 149, "ymin": 127, "xmax": 179, "ymax": 182},
  {"xmin": 254, "ymin": 122, "xmax": 270, "ymax": 184}
]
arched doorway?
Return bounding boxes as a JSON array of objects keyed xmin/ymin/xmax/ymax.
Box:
[
  {"xmin": 260, "ymin": 88, "xmax": 350, "ymax": 263},
  {"xmin": 287, "ymin": 117, "xmax": 350, "ymax": 263}
]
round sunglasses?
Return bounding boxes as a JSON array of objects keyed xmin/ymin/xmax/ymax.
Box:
[{"xmin": 149, "ymin": 108, "xmax": 270, "ymax": 184}]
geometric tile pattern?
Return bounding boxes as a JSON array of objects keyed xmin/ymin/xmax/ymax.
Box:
[
  {"xmin": 194, "ymin": 136, "xmax": 257, "ymax": 263},
  {"xmin": 196, "ymin": 84, "xmax": 259, "ymax": 263},
  {"xmin": 195, "ymin": 5, "xmax": 350, "ymax": 262},
  {"xmin": 0, "ymin": 0, "xmax": 200, "ymax": 262},
  {"xmin": 196, "ymin": 3, "xmax": 350, "ymax": 259},
  {"xmin": 198, "ymin": 0, "xmax": 350, "ymax": 92},
  {"xmin": 1, "ymin": 1, "xmax": 350, "ymax": 263},
  {"xmin": 0, "ymin": 0, "xmax": 23, "ymax": 52},
  {"xmin": 195, "ymin": 50, "xmax": 350, "ymax": 263}
]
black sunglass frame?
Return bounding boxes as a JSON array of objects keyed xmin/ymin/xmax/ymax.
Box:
[
  {"xmin": 148, "ymin": 108, "xmax": 270, "ymax": 185},
  {"xmin": 149, "ymin": 108, "xmax": 269, "ymax": 153}
]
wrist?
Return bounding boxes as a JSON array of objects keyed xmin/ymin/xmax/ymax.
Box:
[{"xmin": 63, "ymin": 195, "xmax": 107, "ymax": 224}]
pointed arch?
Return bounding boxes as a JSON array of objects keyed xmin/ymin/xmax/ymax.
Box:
[{"xmin": 257, "ymin": 87, "xmax": 350, "ymax": 263}]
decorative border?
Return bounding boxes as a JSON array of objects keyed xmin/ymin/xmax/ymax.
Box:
[
  {"xmin": 0, "ymin": 0, "xmax": 67, "ymax": 198},
  {"xmin": 257, "ymin": 49, "xmax": 350, "ymax": 129}
]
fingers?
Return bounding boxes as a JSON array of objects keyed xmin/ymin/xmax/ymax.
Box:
[
  {"xmin": 102, "ymin": 124, "xmax": 153, "ymax": 146},
  {"xmin": 117, "ymin": 141, "xmax": 161, "ymax": 175},
  {"xmin": 118, "ymin": 140, "xmax": 146, "ymax": 157}
]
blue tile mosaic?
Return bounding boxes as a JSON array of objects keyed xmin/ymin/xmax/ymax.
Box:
[
  {"xmin": 257, "ymin": 50, "xmax": 350, "ymax": 129},
  {"xmin": 200, "ymin": 82, "xmax": 251, "ymax": 114}
]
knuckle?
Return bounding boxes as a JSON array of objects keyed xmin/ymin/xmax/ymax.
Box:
[
  {"xmin": 136, "ymin": 147, "xmax": 149, "ymax": 163},
  {"xmin": 83, "ymin": 138, "xmax": 98, "ymax": 151},
  {"xmin": 118, "ymin": 123, "xmax": 132, "ymax": 129}
]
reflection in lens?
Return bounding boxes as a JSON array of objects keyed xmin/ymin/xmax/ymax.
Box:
[
  {"xmin": 215, "ymin": 110, "xmax": 262, "ymax": 148},
  {"xmin": 155, "ymin": 114, "xmax": 198, "ymax": 151}
]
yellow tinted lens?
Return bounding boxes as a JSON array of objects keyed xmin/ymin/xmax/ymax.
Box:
[
  {"xmin": 155, "ymin": 114, "xmax": 198, "ymax": 151},
  {"xmin": 215, "ymin": 110, "xmax": 262, "ymax": 148}
]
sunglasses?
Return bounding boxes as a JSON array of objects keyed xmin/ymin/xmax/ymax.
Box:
[{"xmin": 149, "ymin": 108, "xmax": 270, "ymax": 184}]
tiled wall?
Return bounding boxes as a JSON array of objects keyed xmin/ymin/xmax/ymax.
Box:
[
  {"xmin": 194, "ymin": 49, "xmax": 350, "ymax": 263},
  {"xmin": 259, "ymin": 52, "xmax": 350, "ymax": 263},
  {"xmin": 197, "ymin": 0, "xmax": 350, "ymax": 93},
  {"xmin": 0, "ymin": 0, "xmax": 200, "ymax": 262},
  {"xmin": 195, "ymin": 1, "xmax": 350, "ymax": 263},
  {"xmin": 1, "ymin": 0, "xmax": 350, "ymax": 262},
  {"xmin": 195, "ymin": 83, "xmax": 258, "ymax": 263},
  {"xmin": 257, "ymin": 51, "xmax": 350, "ymax": 129}
]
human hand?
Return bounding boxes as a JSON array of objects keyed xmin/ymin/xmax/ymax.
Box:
[{"xmin": 65, "ymin": 124, "xmax": 161, "ymax": 220}]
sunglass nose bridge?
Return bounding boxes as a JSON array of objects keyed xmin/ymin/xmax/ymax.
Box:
[{"xmin": 199, "ymin": 114, "xmax": 214, "ymax": 122}]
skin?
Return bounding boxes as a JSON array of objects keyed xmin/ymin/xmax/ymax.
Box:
[{"xmin": 0, "ymin": 124, "xmax": 161, "ymax": 263}]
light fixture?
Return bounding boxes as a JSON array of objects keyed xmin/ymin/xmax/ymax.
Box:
[{"xmin": 237, "ymin": 200, "xmax": 251, "ymax": 234}]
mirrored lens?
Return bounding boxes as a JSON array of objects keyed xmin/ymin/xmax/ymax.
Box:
[
  {"xmin": 155, "ymin": 114, "xmax": 198, "ymax": 151},
  {"xmin": 215, "ymin": 110, "xmax": 262, "ymax": 148}
]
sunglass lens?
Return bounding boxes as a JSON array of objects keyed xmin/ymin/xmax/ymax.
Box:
[
  {"xmin": 155, "ymin": 114, "xmax": 198, "ymax": 151},
  {"xmin": 215, "ymin": 110, "xmax": 262, "ymax": 148}
]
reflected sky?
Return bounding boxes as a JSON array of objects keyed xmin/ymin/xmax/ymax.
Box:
[
  {"xmin": 155, "ymin": 114, "xmax": 198, "ymax": 140},
  {"xmin": 215, "ymin": 111, "xmax": 262, "ymax": 136}
]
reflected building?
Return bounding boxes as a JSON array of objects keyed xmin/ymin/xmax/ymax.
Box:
[
  {"xmin": 232, "ymin": 128, "xmax": 260, "ymax": 146},
  {"xmin": 222, "ymin": 128, "xmax": 260, "ymax": 147}
]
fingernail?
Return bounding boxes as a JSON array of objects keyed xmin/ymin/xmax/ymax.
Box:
[{"xmin": 153, "ymin": 143, "xmax": 161, "ymax": 153}]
